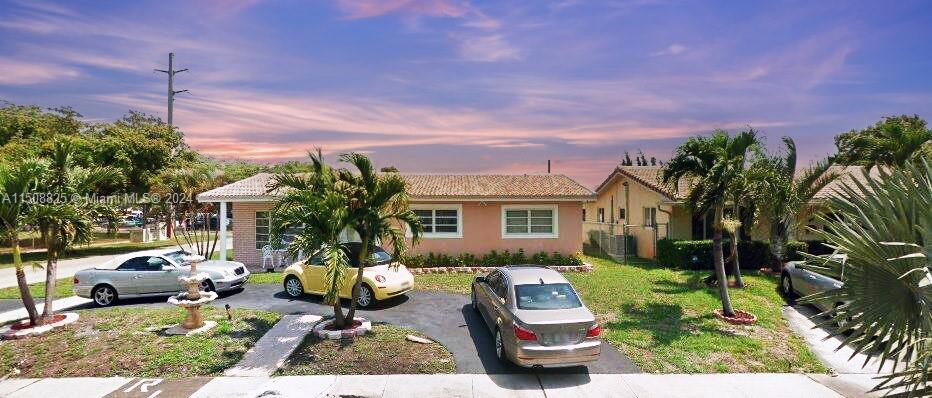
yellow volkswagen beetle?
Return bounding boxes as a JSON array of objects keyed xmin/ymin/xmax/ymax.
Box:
[{"xmin": 281, "ymin": 242, "xmax": 415, "ymax": 307}]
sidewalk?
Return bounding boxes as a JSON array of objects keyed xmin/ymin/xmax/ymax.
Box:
[
  {"xmin": 0, "ymin": 254, "xmax": 122, "ymax": 289},
  {"xmin": 0, "ymin": 373, "xmax": 889, "ymax": 398},
  {"xmin": 0, "ymin": 296, "xmax": 92, "ymax": 325}
]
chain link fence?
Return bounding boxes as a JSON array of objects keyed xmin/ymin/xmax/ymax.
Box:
[{"xmin": 583, "ymin": 222, "xmax": 668, "ymax": 261}]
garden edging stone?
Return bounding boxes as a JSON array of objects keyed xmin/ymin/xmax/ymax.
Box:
[{"xmin": 407, "ymin": 263, "xmax": 593, "ymax": 275}]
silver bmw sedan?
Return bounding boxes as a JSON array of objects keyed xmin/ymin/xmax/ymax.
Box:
[{"xmin": 471, "ymin": 266, "xmax": 601, "ymax": 368}]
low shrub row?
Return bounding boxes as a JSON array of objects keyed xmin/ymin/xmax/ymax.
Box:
[
  {"xmin": 656, "ymin": 238, "xmax": 809, "ymax": 270},
  {"xmin": 401, "ymin": 249, "xmax": 585, "ymax": 268}
]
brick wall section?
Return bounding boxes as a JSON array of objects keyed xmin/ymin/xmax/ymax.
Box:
[{"xmin": 231, "ymin": 202, "xmax": 273, "ymax": 270}]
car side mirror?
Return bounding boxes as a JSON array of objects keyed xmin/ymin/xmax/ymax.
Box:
[{"xmin": 475, "ymin": 276, "xmax": 485, "ymax": 283}]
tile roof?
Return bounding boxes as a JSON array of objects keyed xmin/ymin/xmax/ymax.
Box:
[
  {"xmin": 595, "ymin": 166, "xmax": 692, "ymax": 200},
  {"xmin": 197, "ymin": 173, "xmax": 594, "ymax": 202},
  {"xmin": 810, "ymin": 165, "xmax": 881, "ymax": 201},
  {"xmin": 594, "ymin": 164, "xmax": 880, "ymax": 202}
]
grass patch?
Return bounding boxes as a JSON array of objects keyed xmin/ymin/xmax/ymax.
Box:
[
  {"xmin": 277, "ymin": 323, "xmax": 455, "ymax": 375},
  {"xmin": 415, "ymin": 256, "xmax": 826, "ymax": 374},
  {"xmin": 414, "ymin": 272, "xmax": 476, "ymax": 295},
  {"xmin": 248, "ymin": 272, "xmax": 285, "ymax": 285},
  {"xmin": 0, "ymin": 277, "xmax": 73, "ymax": 300},
  {"xmin": 0, "ymin": 307, "xmax": 281, "ymax": 377}
]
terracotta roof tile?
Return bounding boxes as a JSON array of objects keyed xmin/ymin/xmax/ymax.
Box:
[
  {"xmin": 198, "ymin": 173, "xmax": 594, "ymax": 202},
  {"xmin": 595, "ymin": 166, "xmax": 692, "ymax": 200}
]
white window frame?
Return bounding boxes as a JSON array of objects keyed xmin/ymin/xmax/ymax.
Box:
[
  {"xmin": 644, "ymin": 207, "xmax": 658, "ymax": 228},
  {"xmin": 501, "ymin": 204, "xmax": 559, "ymax": 239},
  {"xmin": 256, "ymin": 211, "xmax": 271, "ymax": 249},
  {"xmin": 408, "ymin": 204, "xmax": 463, "ymax": 239}
]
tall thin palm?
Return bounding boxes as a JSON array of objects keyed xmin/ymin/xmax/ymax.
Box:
[
  {"xmin": 0, "ymin": 159, "xmax": 48, "ymax": 325},
  {"xmin": 662, "ymin": 129, "xmax": 760, "ymax": 317},
  {"xmin": 801, "ymin": 161, "xmax": 930, "ymax": 397},
  {"xmin": 338, "ymin": 153, "xmax": 423, "ymax": 323},
  {"xmin": 750, "ymin": 137, "xmax": 837, "ymax": 268},
  {"xmin": 270, "ymin": 149, "xmax": 354, "ymax": 328},
  {"xmin": 32, "ymin": 140, "xmax": 121, "ymax": 319}
]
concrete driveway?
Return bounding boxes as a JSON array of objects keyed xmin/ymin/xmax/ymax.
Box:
[{"xmin": 51, "ymin": 283, "xmax": 641, "ymax": 375}]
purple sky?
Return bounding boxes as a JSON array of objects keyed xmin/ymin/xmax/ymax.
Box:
[{"xmin": 1, "ymin": 0, "xmax": 931, "ymax": 187}]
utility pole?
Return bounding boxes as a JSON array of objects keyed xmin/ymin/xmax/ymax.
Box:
[{"xmin": 154, "ymin": 52, "xmax": 188, "ymax": 126}]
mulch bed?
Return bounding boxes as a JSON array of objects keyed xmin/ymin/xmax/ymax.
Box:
[{"xmin": 714, "ymin": 309, "xmax": 758, "ymax": 325}]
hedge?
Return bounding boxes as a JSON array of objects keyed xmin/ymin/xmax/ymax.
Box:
[
  {"xmin": 400, "ymin": 249, "xmax": 585, "ymax": 268},
  {"xmin": 656, "ymin": 238, "xmax": 808, "ymax": 270}
]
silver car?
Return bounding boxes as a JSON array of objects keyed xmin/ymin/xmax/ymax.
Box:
[
  {"xmin": 74, "ymin": 249, "xmax": 250, "ymax": 306},
  {"xmin": 781, "ymin": 254, "xmax": 850, "ymax": 323},
  {"xmin": 471, "ymin": 266, "xmax": 601, "ymax": 368}
]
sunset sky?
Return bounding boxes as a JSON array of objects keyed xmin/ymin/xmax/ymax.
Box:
[{"xmin": 1, "ymin": 0, "xmax": 931, "ymax": 187}]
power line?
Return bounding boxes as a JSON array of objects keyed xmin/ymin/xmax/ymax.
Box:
[{"xmin": 154, "ymin": 52, "xmax": 188, "ymax": 126}]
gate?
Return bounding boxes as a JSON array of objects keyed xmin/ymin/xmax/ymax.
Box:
[{"xmin": 583, "ymin": 222, "xmax": 669, "ymax": 261}]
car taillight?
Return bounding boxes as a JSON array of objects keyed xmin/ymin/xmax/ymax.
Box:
[
  {"xmin": 513, "ymin": 324, "xmax": 537, "ymax": 341},
  {"xmin": 73, "ymin": 276, "xmax": 79, "ymax": 284},
  {"xmin": 586, "ymin": 324, "xmax": 601, "ymax": 338},
  {"xmin": 374, "ymin": 275, "xmax": 386, "ymax": 283}
]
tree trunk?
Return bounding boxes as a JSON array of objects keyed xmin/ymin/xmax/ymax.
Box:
[
  {"xmin": 730, "ymin": 231, "xmax": 745, "ymax": 288},
  {"xmin": 331, "ymin": 299, "xmax": 346, "ymax": 329},
  {"xmin": 344, "ymin": 234, "xmax": 370, "ymax": 325},
  {"xmin": 713, "ymin": 205, "xmax": 735, "ymax": 317},
  {"xmin": 12, "ymin": 238, "xmax": 39, "ymax": 325},
  {"xmin": 770, "ymin": 221, "xmax": 786, "ymax": 271},
  {"xmin": 41, "ymin": 255, "xmax": 57, "ymax": 319}
]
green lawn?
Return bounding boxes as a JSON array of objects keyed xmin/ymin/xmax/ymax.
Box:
[
  {"xmin": 277, "ymin": 323, "xmax": 455, "ymax": 375},
  {"xmin": 0, "ymin": 307, "xmax": 281, "ymax": 377},
  {"xmin": 249, "ymin": 271, "xmax": 284, "ymax": 285},
  {"xmin": 415, "ymin": 255, "xmax": 826, "ymax": 374},
  {"xmin": 0, "ymin": 277, "xmax": 73, "ymax": 300}
]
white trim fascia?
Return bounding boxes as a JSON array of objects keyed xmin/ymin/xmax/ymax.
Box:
[
  {"xmin": 500, "ymin": 204, "xmax": 559, "ymax": 239},
  {"xmin": 407, "ymin": 203, "xmax": 464, "ymax": 239}
]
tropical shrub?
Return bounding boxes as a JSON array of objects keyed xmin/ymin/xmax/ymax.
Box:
[
  {"xmin": 656, "ymin": 238, "xmax": 803, "ymax": 270},
  {"xmin": 800, "ymin": 160, "xmax": 930, "ymax": 396}
]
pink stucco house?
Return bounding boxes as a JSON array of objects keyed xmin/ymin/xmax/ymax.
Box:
[{"xmin": 197, "ymin": 173, "xmax": 594, "ymax": 270}]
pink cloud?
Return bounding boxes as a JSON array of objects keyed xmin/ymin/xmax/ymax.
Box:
[
  {"xmin": 0, "ymin": 58, "xmax": 79, "ymax": 85},
  {"xmin": 336, "ymin": 0, "xmax": 471, "ymax": 19}
]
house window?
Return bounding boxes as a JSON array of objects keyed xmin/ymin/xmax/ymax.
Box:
[
  {"xmin": 597, "ymin": 208, "xmax": 605, "ymax": 223},
  {"xmin": 619, "ymin": 208, "xmax": 626, "ymax": 220},
  {"xmin": 502, "ymin": 205, "xmax": 558, "ymax": 238},
  {"xmin": 411, "ymin": 205, "xmax": 462, "ymax": 238},
  {"xmin": 582, "ymin": 209, "xmax": 587, "ymax": 222},
  {"xmin": 256, "ymin": 211, "xmax": 270, "ymax": 249},
  {"xmin": 643, "ymin": 207, "xmax": 657, "ymax": 228}
]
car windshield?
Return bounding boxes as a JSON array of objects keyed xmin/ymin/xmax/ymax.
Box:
[
  {"xmin": 310, "ymin": 244, "xmax": 392, "ymax": 267},
  {"xmin": 163, "ymin": 251, "xmax": 190, "ymax": 265},
  {"xmin": 515, "ymin": 283, "xmax": 582, "ymax": 310}
]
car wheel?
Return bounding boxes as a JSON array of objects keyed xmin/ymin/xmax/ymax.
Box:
[
  {"xmin": 495, "ymin": 328, "xmax": 509, "ymax": 363},
  {"xmin": 92, "ymin": 285, "xmax": 117, "ymax": 307},
  {"xmin": 471, "ymin": 287, "xmax": 479, "ymax": 312},
  {"xmin": 284, "ymin": 276, "xmax": 304, "ymax": 298},
  {"xmin": 200, "ymin": 279, "xmax": 215, "ymax": 292},
  {"xmin": 357, "ymin": 284, "xmax": 375, "ymax": 308}
]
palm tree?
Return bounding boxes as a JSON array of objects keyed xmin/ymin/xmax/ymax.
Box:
[
  {"xmin": 662, "ymin": 129, "xmax": 760, "ymax": 317},
  {"xmin": 32, "ymin": 140, "xmax": 121, "ymax": 319},
  {"xmin": 270, "ymin": 149, "xmax": 354, "ymax": 329},
  {"xmin": 834, "ymin": 114, "xmax": 931, "ymax": 167},
  {"xmin": 338, "ymin": 153, "xmax": 423, "ymax": 323},
  {"xmin": 801, "ymin": 160, "xmax": 930, "ymax": 397},
  {"xmin": 749, "ymin": 137, "xmax": 837, "ymax": 269},
  {"xmin": 0, "ymin": 159, "xmax": 48, "ymax": 325}
]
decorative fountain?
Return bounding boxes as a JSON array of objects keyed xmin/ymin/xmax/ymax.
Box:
[{"xmin": 165, "ymin": 254, "xmax": 219, "ymax": 335}]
